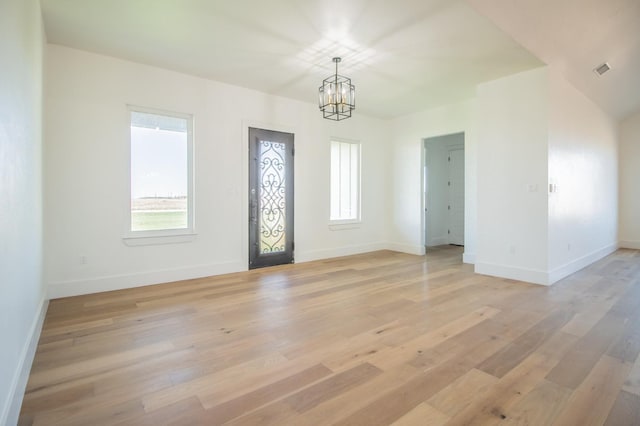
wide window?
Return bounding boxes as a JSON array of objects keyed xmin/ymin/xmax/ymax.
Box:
[
  {"xmin": 330, "ymin": 139, "xmax": 360, "ymax": 222},
  {"xmin": 129, "ymin": 108, "xmax": 193, "ymax": 234}
]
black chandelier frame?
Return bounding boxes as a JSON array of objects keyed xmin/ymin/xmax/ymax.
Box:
[{"xmin": 318, "ymin": 57, "xmax": 356, "ymax": 121}]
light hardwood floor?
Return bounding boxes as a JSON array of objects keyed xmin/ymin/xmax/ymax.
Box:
[{"xmin": 19, "ymin": 246, "xmax": 640, "ymax": 425}]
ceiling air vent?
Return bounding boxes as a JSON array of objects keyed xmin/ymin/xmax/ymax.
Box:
[{"xmin": 593, "ymin": 62, "xmax": 611, "ymax": 76}]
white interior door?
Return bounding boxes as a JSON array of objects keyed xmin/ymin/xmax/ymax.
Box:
[{"xmin": 448, "ymin": 148, "xmax": 464, "ymax": 245}]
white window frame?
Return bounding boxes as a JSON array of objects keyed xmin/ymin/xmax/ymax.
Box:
[
  {"xmin": 329, "ymin": 138, "xmax": 361, "ymax": 227},
  {"xmin": 123, "ymin": 105, "xmax": 195, "ymax": 245}
]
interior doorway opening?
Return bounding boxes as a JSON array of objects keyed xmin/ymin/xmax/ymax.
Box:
[{"xmin": 423, "ymin": 133, "xmax": 465, "ymax": 252}]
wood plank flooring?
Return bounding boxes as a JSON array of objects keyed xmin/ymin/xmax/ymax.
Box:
[{"xmin": 18, "ymin": 246, "xmax": 640, "ymax": 425}]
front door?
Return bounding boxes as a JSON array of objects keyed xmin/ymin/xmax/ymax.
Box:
[{"xmin": 248, "ymin": 127, "xmax": 294, "ymax": 269}]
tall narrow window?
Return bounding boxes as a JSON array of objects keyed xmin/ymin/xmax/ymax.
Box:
[
  {"xmin": 330, "ymin": 139, "xmax": 360, "ymax": 222},
  {"xmin": 129, "ymin": 108, "xmax": 193, "ymax": 234}
]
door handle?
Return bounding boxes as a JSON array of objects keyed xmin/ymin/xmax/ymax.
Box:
[{"xmin": 250, "ymin": 189, "xmax": 257, "ymax": 223}]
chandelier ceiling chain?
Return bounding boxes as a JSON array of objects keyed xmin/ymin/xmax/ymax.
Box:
[{"xmin": 318, "ymin": 57, "xmax": 355, "ymax": 121}]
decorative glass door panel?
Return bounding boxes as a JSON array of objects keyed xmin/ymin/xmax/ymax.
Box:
[{"xmin": 249, "ymin": 128, "xmax": 294, "ymax": 269}]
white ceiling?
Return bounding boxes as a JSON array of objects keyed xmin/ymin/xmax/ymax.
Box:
[
  {"xmin": 40, "ymin": 0, "xmax": 639, "ymax": 120},
  {"xmin": 468, "ymin": 0, "xmax": 640, "ymax": 120}
]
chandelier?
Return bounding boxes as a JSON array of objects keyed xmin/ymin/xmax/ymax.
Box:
[{"xmin": 318, "ymin": 57, "xmax": 355, "ymax": 121}]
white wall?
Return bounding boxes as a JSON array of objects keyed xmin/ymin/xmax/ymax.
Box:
[
  {"xmin": 389, "ymin": 100, "xmax": 477, "ymax": 262},
  {"xmin": 475, "ymin": 66, "xmax": 619, "ymax": 285},
  {"xmin": 42, "ymin": 36, "xmax": 630, "ymax": 299},
  {"xmin": 0, "ymin": 0, "xmax": 47, "ymax": 424},
  {"xmin": 619, "ymin": 111, "xmax": 640, "ymax": 249},
  {"xmin": 424, "ymin": 133, "xmax": 464, "ymax": 246},
  {"xmin": 547, "ymin": 70, "xmax": 618, "ymax": 281},
  {"xmin": 475, "ymin": 68, "xmax": 550, "ymax": 284},
  {"xmin": 45, "ymin": 45, "xmax": 390, "ymax": 298}
]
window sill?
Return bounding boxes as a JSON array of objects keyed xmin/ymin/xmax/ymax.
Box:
[
  {"xmin": 122, "ymin": 232, "xmax": 197, "ymax": 246},
  {"xmin": 328, "ymin": 221, "xmax": 362, "ymax": 231}
]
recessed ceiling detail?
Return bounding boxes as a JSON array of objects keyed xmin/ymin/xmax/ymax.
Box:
[
  {"xmin": 40, "ymin": 0, "xmax": 543, "ymax": 118},
  {"xmin": 296, "ymin": 35, "xmax": 378, "ymax": 74}
]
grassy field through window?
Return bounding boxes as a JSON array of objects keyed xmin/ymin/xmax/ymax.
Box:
[{"xmin": 131, "ymin": 197, "xmax": 187, "ymax": 231}]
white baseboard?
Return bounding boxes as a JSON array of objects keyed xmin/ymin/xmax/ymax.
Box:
[
  {"xmin": 47, "ymin": 240, "xmax": 461, "ymax": 299},
  {"xmin": 548, "ymin": 243, "xmax": 618, "ymax": 284},
  {"xmin": 619, "ymin": 240, "xmax": 640, "ymax": 250},
  {"xmin": 50, "ymin": 242, "xmax": 427, "ymax": 299},
  {"xmin": 296, "ymin": 242, "xmax": 388, "ymax": 263},
  {"xmin": 474, "ymin": 261, "xmax": 549, "ymax": 286},
  {"xmin": 2, "ymin": 297, "xmax": 48, "ymax": 426},
  {"xmin": 462, "ymin": 252, "xmax": 476, "ymax": 264},
  {"xmin": 384, "ymin": 242, "xmax": 425, "ymax": 256},
  {"xmin": 48, "ymin": 261, "xmax": 245, "ymax": 299},
  {"xmin": 475, "ymin": 243, "xmax": 619, "ymax": 286}
]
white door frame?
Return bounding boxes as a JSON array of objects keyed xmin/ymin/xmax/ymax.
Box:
[{"xmin": 422, "ymin": 132, "xmax": 465, "ymax": 249}]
